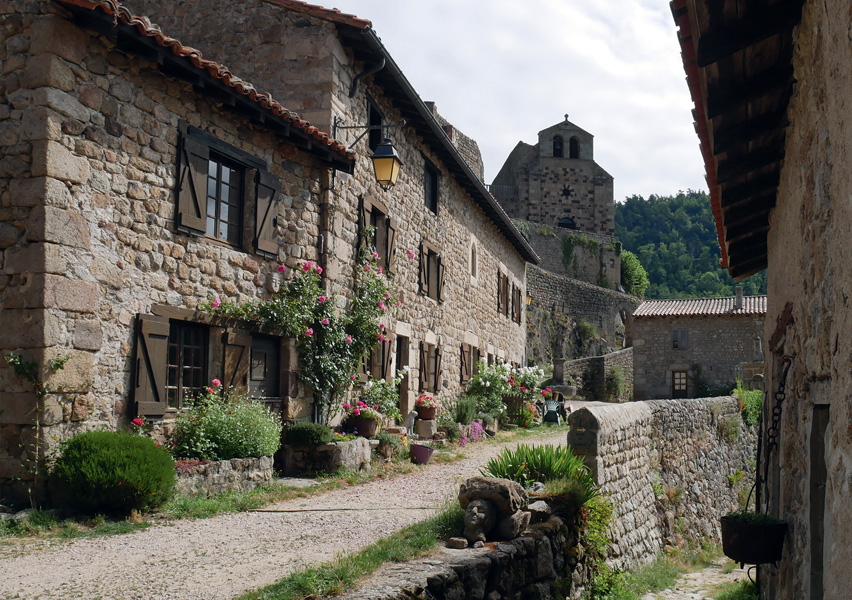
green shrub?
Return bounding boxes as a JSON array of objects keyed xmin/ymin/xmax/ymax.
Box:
[
  {"xmin": 464, "ymin": 362, "xmax": 512, "ymax": 419},
  {"xmin": 447, "ymin": 394, "xmax": 479, "ymax": 425},
  {"xmin": 605, "ymin": 366, "xmax": 626, "ymax": 401},
  {"xmin": 285, "ymin": 422, "xmax": 333, "ymax": 447},
  {"xmin": 735, "ymin": 379, "xmax": 763, "ymax": 426},
  {"xmin": 481, "ymin": 444, "xmax": 599, "ymax": 504},
  {"xmin": 172, "ymin": 387, "xmax": 283, "ymax": 460},
  {"xmin": 374, "ymin": 430, "xmax": 406, "ymax": 460},
  {"xmin": 620, "ymin": 250, "xmax": 649, "ymax": 298},
  {"xmin": 51, "ymin": 430, "xmax": 175, "ymax": 515},
  {"xmin": 437, "ymin": 417, "xmax": 461, "ymax": 442}
]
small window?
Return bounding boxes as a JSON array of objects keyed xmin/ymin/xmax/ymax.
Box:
[
  {"xmin": 497, "ymin": 272, "xmax": 510, "ymax": 317},
  {"xmin": 249, "ymin": 336, "xmax": 280, "ymax": 398},
  {"xmin": 470, "ymin": 241, "xmax": 478, "ymax": 278},
  {"xmin": 553, "ymin": 135, "xmax": 564, "ymax": 158},
  {"xmin": 424, "ymin": 161, "xmax": 439, "ymax": 214},
  {"xmin": 569, "ymin": 137, "xmax": 580, "ymax": 159},
  {"xmin": 672, "ymin": 370, "xmax": 688, "ymax": 398},
  {"xmin": 166, "ymin": 321, "xmax": 208, "ymax": 409},
  {"xmin": 460, "ymin": 343, "xmax": 479, "ymax": 384},
  {"xmin": 368, "ymin": 98, "xmax": 384, "ymax": 152},
  {"xmin": 205, "ymin": 153, "xmax": 244, "ymax": 245},
  {"xmin": 558, "ymin": 217, "xmax": 577, "ymax": 230},
  {"xmin": 419, "ymin": 242, "xmax": 445, "ymax": 302},
  {"xmin": 358, "ymin": 197, "xmax": 397, "ymax": 274},
  {"xmin": 419, "ymin": 341, "xmax": 441, "ymax": 393},
  {"xmin": 672, "ymin": 328, "xmax": 688, "ymax": 350}
]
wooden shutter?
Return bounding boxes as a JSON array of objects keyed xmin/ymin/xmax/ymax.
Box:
[
  {"xmin": 254, "ymin": 171, "xmax": 281, "ymax": 256},
  {"xmin": 503, "ymin": 275, "xmax": 510, "ymax": 316},
  {"xmin": 134, "ymin": 314, "xmax": 170, "ymax": 416},
  {"xmin": 419, "ymin": 243, "xmax": 429, "ymax": 294},
  {"xmin": 680, "ymin": 329, "xmax": 688, "ymax": 349},
  {"xmin": 460, "ymin": 343, "xmax": 471, "ymax": 384},
  {"xmin": 176, "ymin": 134, "xmax": 209, "ymax": 234},
  {"xmin": 497, "ymin": 272, "xmax": 504, "ymax": 313},
  {"xmin": 419, "ymin": 342, "xmax": 428, "ymax": 392},
  {"xmin": 357, "ymin": 196, "xmax": 373, "ymax": 252},
  {"xmin": 433, "ymin": 345, "xmax": 443, "ymax": 392},
  {"xmin": 381, "ymin": 337, "xmax": 394, "ymax": 380},
  {"xmin": 358, "ymin": 350, "xmax": 370, "ymax": 383},
  {"xmin": 437, "ymin": 255, "xmax": 446, "ymax": 302},
  {"xmin": 386, "ymin": 218, "xmax": 397, "ymax": 274},
  {"xmin": 223, "ymin": 330, "xmax": 251, "ymax": 393}
]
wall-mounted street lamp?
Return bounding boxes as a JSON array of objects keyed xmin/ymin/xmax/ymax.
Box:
[
  {"xmin": 526, "ymin": 293, "xmax": 533, "ymax": 306},
  {"xmin": 333, "ymin": 117, "xmax": 405, "ymax": 191}
]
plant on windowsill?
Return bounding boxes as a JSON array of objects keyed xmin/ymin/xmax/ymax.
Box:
[
  {"xmin": 200, "ymin": 228, "xmax": 398, "ymax": 425},
  {"xmin": 720, "ymin": 510, "xmax": 788, "ymax": 566}
]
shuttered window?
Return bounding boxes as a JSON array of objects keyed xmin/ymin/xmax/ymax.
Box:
[
  {"xmin": 419, "ymin": 341, "xmax": 441, "ymax": 393},
  {"xmin": 460, "ymin": 343, "xmax": 478, "ymax": 384},
  {"xmin": 511, "ymin": 284, "xmax": 522, "ymax": 324},
  {"xmin": 419, "ymin": 242, "xmax": 445, "ymax": 302},
  {"xmin": 165, "ymin": 321, "xmax": 208, "ymax": 409},
  {"xmin": 358, "ymin": 196, "xmax": 397, "ymax": 274},
  {"xmin": 359, "ymin": 337, "xmax": 395, "ymax": 383},
  {"xmin": 497, "ymin": 272, "xmax": 510, "ymax": 317},
  {"xmin": 672, "ymin": 328, "xmax": 688, "ymax": 350},
  {"xmin": 424, "ymin": 161, "xmax": 439, "ymax": 214}
]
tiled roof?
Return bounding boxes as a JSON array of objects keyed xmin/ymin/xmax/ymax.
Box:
[
  {"xmin": 263, "ymin": 0, "xmax": 372, "ymax": 29},
  {"xmin": 634, "ymin": 295, "xmax": 767, "ymax": 318},
  {"xmin": 60, "ymin": 0, "xmax": 350, "ymax": 158}
]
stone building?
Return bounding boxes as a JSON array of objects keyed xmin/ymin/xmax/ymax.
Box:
[
  {"xmin": 0, "ymin": 0, "xmax": 536, "ymax": 500},
  {"xmin": 674, "ymin": 0, "xmax": 851, "ymax": 597},
  {"xmin": 632, "ymin": 291, "xmax": 765, "ymax": 400}
]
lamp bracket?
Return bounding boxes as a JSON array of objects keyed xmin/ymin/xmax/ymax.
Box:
[{"xmin": 333, "ymin": 117, "xmax": 406, "ymax": 145}]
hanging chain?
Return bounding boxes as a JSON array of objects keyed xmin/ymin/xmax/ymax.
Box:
[{"xmin": 765, "ymin": 356, "xmax": 793, "ymax": 460}]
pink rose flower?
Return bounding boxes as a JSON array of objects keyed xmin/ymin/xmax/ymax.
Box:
[
  {"xmin": 343, "ymin": 403, "xmax": 350, "ymax": 410},
  {"xmin": 353, "ymin": 409, "xmax": 361, "ymax": 416},
  {"xmin": 131, "ymin": 417, "xmax": 143, "ymax": 427},
  {"xmin": 208, "ymin": 387, "xmax": 214, "ymax": 394},
  {"xmin": 384, "ymin": 291, "xmax": 391, "ymax": 299},
  {"xmin": 320, "ymin": 318, "xmax": 330, "ymax": 325},
  {"xmin": 315, "ymin": 266, "xmax": 323, "ymax": 274},
  {"xmin": 277, "ymin": 264, "xmax": 286, "ymax": 273},
  {"xmin": 350, "ymin": 374, "xmax": 356, "ymax": 380},
  {"xmin": 212, "ymin": 379, "xmax": 221, "ymax": 388},
  {"xmin": 373, "ymin": 404, "xmax": 379, "ymax": 410},
  {"xmin": 364, "ymin": 265, "xmax": 372, "ymax": 272},
  {"xmin": 318, "ymin": 295, "xmax": 327, "ymax": 302},
  {"xmin": 302, "ymin": 261, "xmax": 313, "ymax": 272},
  {"xmin": 396, "ymin": 300, "xmax": 402, "ymax": 307},
  {"xmin": 380, "ymin": 323, "xmax": 385, "ymax": 330},
  {"xmin": 346, "ymin": 335, "xmax": 352, "ymax": 344},
  {"xmin": 211, "ymin": 296, "xmax": 221, "ymax": 308},
  {"xmin": 305, "ymin": 328, "xmax": 314, "ymax": 336},
  {"xmin": 379, "ymin": 301, "xmax": 387, "ymax": 312},
  {"xmin": 372, "ymin": 251, "xmax": 379, "ymax": 259},
  {"xmin": 406, "ymin": 248, "xmax": 416, "ymax": 260}
]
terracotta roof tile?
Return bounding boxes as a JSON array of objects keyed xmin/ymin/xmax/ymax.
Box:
[
  {"xmin": 60, "ymin": 0, "xmax": 351, "ymax": 158},
  {"xmin": 634, "ymin": 295, "xmax": 767, "ymax": 318},
  {"xmin": 262, "ymin": 0, "xmax": 372, "ymax": 29}
]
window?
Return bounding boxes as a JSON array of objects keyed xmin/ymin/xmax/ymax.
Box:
[
  {"xmin": 511, "ymin": 284, "xmax": 522, "ymax": 324},
  {"xmin": 569, "ymin": 136, "xmax": 580, "ymax": 158},
  {"xmin": 419, "ymin": 341, "xmax": 442, "ymax": 393},
  {"xmin": 165, "ymin": 321, "xmax": 208, "ymax": 408},
  {"xmin": 419, "ymin": 242, "xmax": 445, "ymax": 302},
  {"xmin": 553, "ymin": 135, "xmax": 564, "ymax": 158},
  {"xmin": 249, "ymin": 336, "xmax": 280, "ymax": 398},
  {"xmin": 672, "ymin": 371, "xmax": 688, "ymax": 398},
  {"xmin": 424, "ymin": 161, "xmax": 439, "ymax": 214},
  {"xmin": 672, "ymin": 328, "xmax": 688, "ymax": 350},
  {"xmin": 558, "ymin": 216, "xmax": 577, "ymax": 230},
  {"xmin": 176, "ymin": 127, "xmax": 280, "ymax": 256},
  {"xmin": 496, "ymin": 272, "xmax": 510, "ymax": 317},
  {"xmin": 368, "ymin": 98, "xmax": 384, "ymax": 152},
  {"xmin": 358, "ymin": 196, "xmax": 397, "ymax": 274},
  {"xmin": 460, "ymin": 343, "xmax": 479, "ymax": 384},
  {"xmin": 470, "ymin": 241, "xmax": 478, "ymax": 278},
  {"xmin": 359, "ymin": 337, "xmax": 394, "ymax": 382}
]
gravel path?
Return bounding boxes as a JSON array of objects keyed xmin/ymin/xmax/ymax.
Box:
[
  {"xmin": 641, "ymin": 557, "xmax": 751, "ymax": 600},
  {"xmin": 0, "ymin": 429, "xmax": 567, "ymax": 600}
]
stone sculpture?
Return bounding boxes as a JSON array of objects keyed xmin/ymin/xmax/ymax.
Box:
[{"xmin": 458, "ymin": 476, "xmax": 531, "ymax": 543}]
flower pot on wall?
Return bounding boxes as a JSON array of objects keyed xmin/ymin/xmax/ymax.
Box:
[
  {"xmin": 409, "ymin": 443, "xmax": 434, "ymax": 465},
  {"xmin": 344, "ymin": 416, "xmax": 379, "ymax": 439},
  {"xmin": 720, "ymin": 515, "xmax": 788, "ymax": 565},
  {"xmin": 416, "ymin": 406, "xmax": 437, "ymax": 420}
]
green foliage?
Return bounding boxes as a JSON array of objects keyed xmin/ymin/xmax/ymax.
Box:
[
  {"xmin": 465, "ymin": 362, "xmax": 512, "ymax": 418},
  {"xmin": 575, "ymin": 318, "xmax": 599, "ymax": 355},
  {"xmin": 359, "ymin": 371, "xmax": 405, "ymax": 422},
  {"xmin": 51, "ymin": 430, "xmax": 175, "ymax": 515},
  {"xmin": 171, "ymin": 387, "xmax": 283, "ymax": 460},
  {"xmin": 443, "ymin": 394, "xmax": 479, "ymax": 426},
  {"xmin": 715, "ymin": 580, "xmax": 758, "ymax": 600},
  {"xmin": 512, "ymin": 219, "xmax": 531, "ymax": 241},
  {"xmin": 718, "ymin": 414, "xmax": 741, "ymax": 443},
  {"xmin": 481, "ymin": 444, "xmax": 600, "ymax": 503},
  {"xmin": 374, "ymin": 430, "xmax": 406, "ymax": 460},
  {"xmin": 620, "ymin": 250, "xmax": 649, "ymax": 298},
  {"xmin": 537, "ymin": 224, "xmax": 556, "ymax": 237},
  {"xmin": 285, "ymin": 422, "xmax": 333, "ymax": 447},
  {"xmin": 605, "ymin": 366, "xmax": 626, "ymax": 401},
  {"xmin": 735, "ymin": 379, "xmax": 763, "ymax": 426},
  {"xmin": 615, "ymin": 190, "xmax": 767, "ymax": 298}
]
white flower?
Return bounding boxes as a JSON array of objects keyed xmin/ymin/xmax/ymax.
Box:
[
  {"xmin": 380, "ymin": 378, "xmax": 386, "ymax": 384},
  {"xmin": 485, "ymin": 381, "xmax": 490, "ymax": 387},
  {"xmin": 365, "ymin": 381, "xmax": 373, "ymax": 389}
]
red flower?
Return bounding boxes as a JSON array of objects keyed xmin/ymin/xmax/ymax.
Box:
[{"xmin": 131, "ymin": 417, "xmax": 143, "ymax": 427}]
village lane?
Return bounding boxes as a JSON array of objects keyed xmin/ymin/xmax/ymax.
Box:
[{"xmin": 0, "ymin": 428, "xmax": 568, "ymax": 600}]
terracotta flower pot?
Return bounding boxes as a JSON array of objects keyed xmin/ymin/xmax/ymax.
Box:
[
  {"xmin": 416, "ymin": 406, "xmax": 437, "ymax": 420},
  {"xmin": 409, "ymin": 443, "xmax": 434, "ymax": 465},
  {"xmin": 344, "ymin": 416, "xmax": 379, "ymax": 438},
  {"xmin": 720, "ymin": 515, "xmax": 787, "ymax": 565}
]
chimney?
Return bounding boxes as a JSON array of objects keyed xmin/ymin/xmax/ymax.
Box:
[{"xmin": 735, "ymin": 286, "xmax": 743, "ymax": 310}]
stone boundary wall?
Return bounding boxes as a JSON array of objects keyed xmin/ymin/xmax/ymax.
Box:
[
  {"xmin": 560, "ymin": 347, "xmax": 633, "ymax": 402},
  {"xmin": 332, "ymin": 517, "xmax": 594, "ymax": 600},
  {"xmin": 524, "ymin": 223, "xmax": 621, "ymax": 288},
  {"xmin": 173, "ymin": 456, "xmax": 273, "ymax": 498},
  {"xmin": 568, "ymin": 397, "xmax": 756, "ymax": 569}
]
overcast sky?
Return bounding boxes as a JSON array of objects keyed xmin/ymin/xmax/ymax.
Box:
[{"xmin": 326, "ymin": 0, "xmax": 707, "ymax": 201}]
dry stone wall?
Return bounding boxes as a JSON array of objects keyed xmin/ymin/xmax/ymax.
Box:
[
  {"xmin": 174, "ymin": 456, "xmax": 273, "ymax": 497},
  {"xmin": 519, "ymin": 222, "xmax": 620, "ymax": 288},
  {"xmin": 568, "ymin": 397, "xmax": 756, "ymax": 569},
  {"xmin": 559, "ymin": 348, "xmax": 633, "ymax": 402}
]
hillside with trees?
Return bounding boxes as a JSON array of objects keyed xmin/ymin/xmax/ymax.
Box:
[{"xmin": 615, "ymin": 190, "xmax": 767, "ymax": 299}]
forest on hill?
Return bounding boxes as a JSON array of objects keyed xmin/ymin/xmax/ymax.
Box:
[{"xmin": 614, "ymin": 190, "xmax": 767, "ymax": 299}]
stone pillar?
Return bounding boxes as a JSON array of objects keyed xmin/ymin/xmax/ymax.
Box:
[{"xmin": 553, "ymin": 358, "xmax": 565, "ymax": 385}]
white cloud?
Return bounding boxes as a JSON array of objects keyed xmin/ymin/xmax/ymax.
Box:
[{"xmin": 329, "ymin": 0, "xmax": 707, "ymax": 200}]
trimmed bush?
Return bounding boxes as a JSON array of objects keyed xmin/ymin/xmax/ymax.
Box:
[
  {"xmin": 51, "ymin": 430, "xmax": 175, "ymax": 515},
  {"xmin": 285, "ymin": 422, "xmax": 333, "ymax": 447}
]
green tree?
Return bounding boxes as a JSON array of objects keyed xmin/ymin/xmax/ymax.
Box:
[{"xmin": 620, "ymin": 250, "xmax": 649, "ymax": 298}]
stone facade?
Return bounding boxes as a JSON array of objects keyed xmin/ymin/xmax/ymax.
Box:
[
  {"xmin": 559, "ymin": 347, "xmax": 634, "ymax": 403},
  {"xmin": 491, "ymin": 117, "xmax": 615, "ymax": 237},
  {"xmin": 632, "ymin": 297, "xmax": 765, "ymax": 400},
  {"xmin": 0, "ymin": 0, "xmax": 532, "ymax": 500},
  {"xmin": 174, "ymin": 456, "xmax": 273, "ymax": 497},
  {"xmin": 568, "ymin": 397, "xmax": 756, "ymax": 570},
  {"xmin": 425, "ymin": 101, "xmax": 484, "ymax": 182},
  {"xmin": 759, "ymin": 1, "xmax": 852, "ymax": 597},
  {"xmin": 519, "ymin": 222, "xmax": 620, "ymax": 288}
]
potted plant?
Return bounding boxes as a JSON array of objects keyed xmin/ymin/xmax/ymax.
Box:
[
  {"xmin": 409, "ymin": 441, "xmax": 434, "ymax": 465},
  {"xmin": 341, "ymin": 400, "xmax": 383, "ymax": 438},
  {"xmin": 720, "ymin": 510, "xmax": 788, "ymax": 565},
  {"xmin": 415, "ymin": 393, "xmax": 440, "ymax": 420}
]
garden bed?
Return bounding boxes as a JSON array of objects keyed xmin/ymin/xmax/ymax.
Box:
[{"xmin": 174, "ymin": 456, "xmax": 274, "ymax": 498}]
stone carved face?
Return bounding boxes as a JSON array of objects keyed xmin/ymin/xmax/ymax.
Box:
[{"xmin": 463, "ymin": 499, "xmax": 497, "ymax": 542}]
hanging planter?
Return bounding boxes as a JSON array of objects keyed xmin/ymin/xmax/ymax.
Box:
[{"xmin": 720, "ymin": 512, "xmax": 788, "ymax": 565}]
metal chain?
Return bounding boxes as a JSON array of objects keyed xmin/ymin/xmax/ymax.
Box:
[{"xmin": 765, "ymin": 356, "xmax": 792, "ymax": 460}]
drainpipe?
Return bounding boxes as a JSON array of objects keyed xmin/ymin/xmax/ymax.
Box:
[{"xmin": 349, "ymin": 58, "xmax": 386, "ymax": 98}]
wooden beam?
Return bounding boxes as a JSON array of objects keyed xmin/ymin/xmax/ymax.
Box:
[
  {"xmin": 717, "ymin": 145, "xmax": 785, "ymax": 184},
  {"xmin": 728, "ymin": 238, "xmax": 768, "ymax": 267},
  {"xmin": 696, "ymin": 0, "xmax": 805, "ymax": 67},
  {"xmin": 722, "ymin": 194, "xmax": 776, "ymax": 228},
  {"xmin": 720, "ymin": 172, "xmax": 781, "ymax": 208},
  {"xmin": 707, "ymin": 66, "xmax": 794, "ymax": 119},
  {"xmin": 726, "ymin": 218, "xmax": 770, "ymax": 244},
  {"xmin": 713, "ymin": 109, "xmax": 790, "ymax": 155},
  {"xmin": 730, "ymin": 254, "xmax": 768, "ymax": 280}
]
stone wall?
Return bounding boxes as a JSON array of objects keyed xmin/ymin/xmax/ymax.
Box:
[
  {"xmin": 559, "ymin": 348, "xmax": 633, "ymax": 402},
  {"xmin": 568, "ymin": 397, "xmax": 756, "ymax": 569},
  {"xmin": 426, "ymin": 101, "xmax": 484, "ymax": 182},
  {"xmin": 526, "ymin": 265, "xmax": 639, "ymax": 366},
  {"xmin": 174, "ymin": 456, "xmax": 273, "ymax": 498},
  {"xmin": 761, "ymin": 1, "xmax": 852, "ymax": 598},
  {"xmin": 632, "ymin": 313, "xmax": 764, "ymax": 400},
  {"xmin": 332, "ymin": 517, "xmax": 595, "ymax": 600},
  {"xmin": 281, "ymin": 438, "xmax": 372, "ymax": 475}
]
